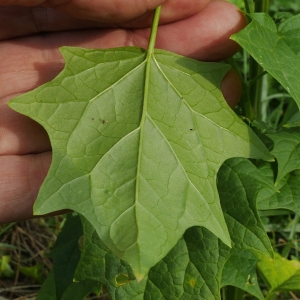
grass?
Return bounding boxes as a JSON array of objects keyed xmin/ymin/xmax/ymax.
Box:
[
  {"xmin": 0, "ymin": 216, "xmax": 111, "ymax": 300},
  {"xmin": 0, "ymin": 217, "xmax": 60, "ymax": 299}
]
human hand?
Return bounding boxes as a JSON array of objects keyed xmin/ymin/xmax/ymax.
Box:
[{"xmin": 0, "ymin": 0, "xmax": 246, "ymax": 223}]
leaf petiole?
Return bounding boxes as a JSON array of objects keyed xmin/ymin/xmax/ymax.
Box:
[{"xmin": 147, "ymin": 6, "xmax": 162, "ymax": 56}]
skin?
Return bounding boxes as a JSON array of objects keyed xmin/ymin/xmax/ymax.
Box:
[{"xmin": 0, "ymin": 0, "xmax": 246, "ymax": 223}]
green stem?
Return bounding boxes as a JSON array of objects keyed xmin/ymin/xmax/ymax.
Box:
[
  {"xmin": 279, "ymin": 214, "xmax": 299, "ymax": 261},
  {"xmin": 143, "ymin": 5, "xmax": 161, "ymax": 121},
  {"xmin": 147, "ymin": 6, "xmax": 161, "ymax": 56},
  {"xmin": 244, "ymin": 0, "xmax": 254, "ymax": 13},
  {"xmin": 265, "ymin": 292, "xmax": 275, "ymax": 300},
  {"xmin": 247, "ymin": 71, "xmax": 267, "ymax": 86},
  {"xmin": 248, "ymin": 0, "xmax": 270, "ymax": 119},
  {"xmin": 228, "ymin": 56, "xmax": 254, "ymax": 120},
  {"xmin": 222, "ymin": 286, "xmax": 245, "ymax": 300},
  {"xmin": 289, "ymin": 214, "xmax": 300, "ymax": 239},
  {"xmin": 221, "ymin": 287, "xmax": 226, "ymax": 300},
  {"xmin": 144, "ymin": 5, "xmax": 161, "ymax": 114},
  {"xmin": 255, "ymin": 0, "xmax": 270, "ymax": 13},
  {"xmin": 289, "ymin": 215, "xmax": 300, "ymax": 259}
]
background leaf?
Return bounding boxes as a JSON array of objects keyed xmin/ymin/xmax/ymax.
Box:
[
  {"xmin": 278, "ymin": 13, "xmax": 300, "ymax": 55},
  {"xmin": 49, "ymin": 214, "xmax": 83, "ymax": 299},
  {"xmin": 37, "ymin": 214, "xmax": 101, "ymax": 300},
  {"xmin": 36, "ymin": 269, "xmax": 57, "ymax": 300},
  {"xmin": 258, "ymin": 253, "xmax": 300, "ymax": 297},
  {"xmin": 266, "ymin": 129, "xmax": 300, "ymax": 184},
  {"xmin": 221, "ymin": 250, "xmax": 264, "ymax": 300},
  {"xmin": 219, "ymin": 156, "xmax": 300, "ymax": 216},
  {"xmin": 232, "ymin": 13, "xmax": 300, "ymax": 109}
]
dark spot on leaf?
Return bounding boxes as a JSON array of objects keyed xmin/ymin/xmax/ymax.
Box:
[
  {"xmin": 189, "ymin": 279, "xmax": 196, "ymax": 287},
  {"xmin": 115, "ymin": 274, "xmax": 130, "ymax": 286},
  {"xmin": 105, "ymin": 189, "xmax": 111, "ymax": 195},
  {"xmin": 190, "ymin": 128, "xmax": 193, "ymax": 131},
  {"xmin": 102, "ymin": 120, "xmax": 108, "ymax": 124}
]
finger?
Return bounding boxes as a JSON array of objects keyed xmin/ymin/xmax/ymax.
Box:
[
  {"xmin": 0, "ymin": 1, "xmax": 244, "ymax": 156},
  {"xmin": 0, "ymin": 103, "xmax": 51, "ymax": 155},
  {"xmin": 0, "ymin": 1, "xmax": 244, "ymax": 98},
  {"xmin": 0, "ymin": 152, "xmax": 51, "ymax": 224},
  {"xmin": 0, "ymin": 0, "xmax": 165, "ymax": 22},
  {"xmin": 155, "ymin": 1, "xmax": 246, "ymax": 60},
  {"xmin": 0, "ymin": 0, "xmax": 211, "ymax": 40},
  {"xmin": 0, "ymin": 0, "xmax": 209, "ymax": 25},
  {"xmin": 221, "ymin": 69, "xmax": 242, "ymax": 108},
  {"xmin": 52, "ymin": 0, "xmax": 211, "ymax": 24},
  {"xmin": 0, "ymin": 5, "xmax": 101, "ymax": 41}
]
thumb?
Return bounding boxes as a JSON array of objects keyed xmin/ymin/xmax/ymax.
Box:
[{"xmin": 0, "ymin": 0, "xmax": 166, "ymax": 22}]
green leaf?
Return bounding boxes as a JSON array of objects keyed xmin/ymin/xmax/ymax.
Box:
[
  {"xmin": 36, "ymin": 269, "xmax": 57, "ymax": 300},
  {"xmin": 258, "ymin": 253, "xmax": 300, "ymax": 297},
  {"xmin": 284, "ymin": 119, "xmax": 300, "ymax": 128},
  {"xmin": 9, "ymin": 46, "xmax": 271, "ymax": 279},
  {"xmin": 227, "ymin": 0, "xmax": 244, "ymax": 10},
  {"xmin": 19, "ymin": 263, "xmax": 44, "ymax": 283},
  {"xmin": 266, "ymin": 129, "xmax": 300, "ymax": 184},
  {"xmin": 75, "ymin": 157, "xmax": 272, "ymax": 300},
  {"xmin": 61, "ymin": 280, "xmax": 102, "ymax": 300},
  {"xmin": 49, "ymin": 214, "xmax": 83, "ymax": 299},
  {"xmin": 231, "ymin": 13, "xmax": 300, "ymax": 109},
  {"xmin": 257, "ymin": 161, "xmax": 300, "ymax": 215},
  {"xmin": 76, "ymin": 218, "xmax": 266, "ymax": 300},
  {"xmin": 218, "ymin": 159, "xmax": 273, "ymax": 258},
  {"xmin": 37, "ymin": 214, "xmax": 101, "ymax": 300},
  {"xmin": 217, "ymin": 156, "xmax": 300, "ymax": 216},
  {"xmin": 75, "ymin": 217, "xmax": 146, "ymax": 300},
  {"xmin": 37, "ymin": 269, "xmax": 101, "ymax": 300},
  {"xmin": 278, "ymin": 13, "xmax": 300, "ymax": 55},
  {"xmin": 0, "ymin": 255, "xmax": 14, "ymax": 278},
  {"xmin": 221, "ymin": 250, "xmax": 264, "ymax": 300}
]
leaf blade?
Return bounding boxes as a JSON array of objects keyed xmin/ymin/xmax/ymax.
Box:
[
  {"xmin": 231, "ymin": 13, "xmax": 300, "ymax": 109},
  {"xmin": 9, "ymin": 47, "xmax": 272, "ymax": 279}
]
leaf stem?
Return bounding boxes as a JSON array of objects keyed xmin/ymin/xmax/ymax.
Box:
[
  {"xmin": 221, "ymin": 286, "xmax": 245, "ymax": 300},
  {"xmin": 227, "ymin": 57, "xmax": 255, "ymax": 120},
  {"xmin": 249, "ymin": 0, "xmax": 270, "ymax": 119},
  {"xmin": 147, "ymin": 6, "xmax": 162, "ymax": 56},
  {"xmin": 247, "ymin": 71, "xmax": 267, "ymax": 86},
  {"xmin": 144, "ymin": 6, "xmax": 161, "ymax": 113},
  {"xmin": 143, "ymin": 5, "xmax": 161, "ymax": 115},
  {"xmin": 244, "ymin": 0, "xmax": 254, "ymax": 13},
  {"xmin": 289, "ymin": 214, "xmax": 300, "ymax": 259}
]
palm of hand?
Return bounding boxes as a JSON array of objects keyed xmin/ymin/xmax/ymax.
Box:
[{"xmin": 0, "ymin": 0, "xmax": 245, "ymax": 223}]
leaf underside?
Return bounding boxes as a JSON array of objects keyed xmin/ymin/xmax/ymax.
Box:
[{"xmin": 9, "ymin": 46, "xmax": 271, "ymax": 279}]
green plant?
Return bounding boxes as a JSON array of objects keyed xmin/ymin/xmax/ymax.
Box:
[{"xmin": 6, "ymin": 1, "xmax": 300, "ymax": 299}]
